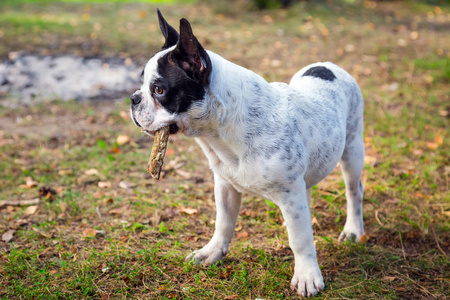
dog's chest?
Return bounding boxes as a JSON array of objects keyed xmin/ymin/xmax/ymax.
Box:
[{"xmin": 195, "ymin": 138, "xmax": 266, "ymax": 194}]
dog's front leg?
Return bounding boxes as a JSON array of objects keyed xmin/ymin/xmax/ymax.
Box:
[
  {"xmin": 277, "ymin": 184, "xmax": 325, "ymax": 297},
  {"xmin": 186, "ymin": 174, "xmax": 242, "ymax": 265}
]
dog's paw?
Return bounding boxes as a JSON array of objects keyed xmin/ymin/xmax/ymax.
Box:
[
  {"xmin": 186, "ymin": 243, "xmax": 227, "ymax": 265},
  {"xmin": 338, "ymin": 226, "xmax": 364, "ymax": 243},
  {"xmin": 290, "ymin": 264, "xmax": 325, "ymax": 297}
]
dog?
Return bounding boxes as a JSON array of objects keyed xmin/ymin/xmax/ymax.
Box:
[{"xmin": 130, "ymin": 10, "xmax": 365, "ymax": 297}]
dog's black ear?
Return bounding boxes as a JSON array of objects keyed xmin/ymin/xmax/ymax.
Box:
[
  {"xmin": 171, "ymin": 18, "xmax": 211, "ymax": 84},
  {"xmin": 157, "ymin": 8, "xmax": 179, "ymax": 49}
]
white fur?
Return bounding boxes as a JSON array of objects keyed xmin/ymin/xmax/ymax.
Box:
[{"xmin": 133, "ymin": 49, "xmax": 365, "ymax": 297}]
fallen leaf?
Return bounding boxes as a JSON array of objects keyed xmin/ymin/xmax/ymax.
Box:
[
  {"xmin": 24, "ymin": 205, "xmax": 38, "ymax": 215},
  {"xmin": 2, "ymin": 229, "xmax": 15, "ymax": 243},
  {"xmin": 426, "ymin": 142, "xmax": 439, "ymax": 150},
  {"xmin": 82, "ymin": 228, "xmax": 97, "ymax": 238},
  {"xmin": 103, "ymin": 198, "xmax": 114, "ymax": 205},
  {"xmin": 58, "ymin": 168, "xmax": 74, "ymax": 176},
  {"xmin": 311, "ymin": 216, "xmax": 321, "ymax": 228},
  {"xmin": 176, "ymin": 169, "xmax": 191, "ymax": 179},
  {"xmin": 119, "ymin": 111, "xmax": 129, "ymax": 121},
  {"xmin": 14, "ymin": 219, "xmax": 29, "ymax": 226},
  {"xmin": 364, "ymin": 155, "xmax": 377, "ymax": 166},
  {"xmin": 360, "ymin": 234, "xmax": 369, "ymax": 244},
  {"xmin": 383, "ymin": 276, "xmax": 396, "ymax": 282},
  {"xmin": 49, "ymin": 270, "xmax": 57, "ymax": 275},
  {"xmin": 84, "ymin": 168, "xmax": 99, "ymax": 175},
  {"xmin": 119, "ymin": 181, "xmax": 135, "ymax": 189},
  {"xmin": 412, "ymin": 148, "xmax": 423, "ymax": 155},
  {"xmin": 178, "ymin": 207, "xmax": 198, "ymax": 215},
  {"xmin": 116, "ymin": 135, "xmax": 130, "ymax": 145},
  {"xmin": 109, "ymin": 204, "xmax": 130, "ymax": 215},
  {"xmin": 93, "ymin": 190, "xmax": 103, "ymax": 198},
  {"xmin": 32, "ymin": 227, "xmax": 51, "ymax": 238},
  {"xmin": 59, "ymin": 202, "xmax": 68, "ymax": 212},
  {"xmin": 98, "ymin": 181, "xmax": 111, "ymax": 188},
  {"xmin": 435, "ymin": 134, "xmax": 443, "ymax": 145},
  {"xmin": 38, "ymin": 186, "xmax": 57, "ymax": 201},
  {"xmin": 236, "ymin": 231, "xmax": 249, "ymax": 240},
  {"xmin": 234, "ymin": 224, "xmax": 242, "ymax": 232},
  {"xmin": 25, "ymin": 176, "xmax": 38, "ymax": 188}
]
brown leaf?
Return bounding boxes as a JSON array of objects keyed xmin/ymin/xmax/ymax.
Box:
[
  {"xmin": 236, "ymin": 231, "xmax": 249, "ymax": 241},
  {"xmin": 119, "ymin": 111, "xmax": 129, "ymax": 121},
  {"xmin": 98, "ymin": 181, "xmax": 111, "ymax": 188},
  {"xmin": 178, "ymin": 207, "xmax": 198, "ymax": 215},
  {"xmin": 58, "ymin": 168, "xmax": 74, "ymax": 176},
  {"xmin": 32, "ymin": 227, "xmax": 51, "ymax": 238},
  {"xmin": 93, "ymin": 190, "xmax": 103, "ymax": 199},
  {"xmin": 360, "ymin": 234, "xmax": 369, "ymax": 244},
  {"xmin": 59, "ymin": 202, "xmax": 68, "ymax": 212},
  {"xmin": 119, "ymin": 181, "xmax": 135, "ymax": 189},
  {"xmin": 82, "ymin": 228, "xmax": 97, "ymax": 238},
  {"xmin": 383, "ymin": 276, "xmax": 396, "ymax": 282},
  {"xmin": 25, "ymin": 176, "xmax": 38, "ymax": 188},
  {"xmin": 24, "ymin": 205, "xmax": 38, "ymax": 215},
  {"xmin": 426, "ymin": 142, "xmax": 439, "ymax": 150},
  {"xmin": 109, "ymin": 204, "xmax": 130, "ymax": 215},
  {"xmin": 116, "ymin": 135, "xmax": 130, "ymax": 145},
  {"xmin": 2, "ymin": 229, "xmax": 15, "ymax": 243},
  {"xmin": 38, "ymin": 186, "xmax": 57, "ymax": 201},
  {"xmin": 103, "ymin": 198, "xmax": 114, "ymax": 205},
  {"xmin": 412, "ymin": 148, "xmax": 423, "ymax": 155},
  {"xmin": 84, "ymin": 168, "xmax": 99, "ymax": 175},
  {"xmin": 175, "ymin": 169, "xmax": 191, "ymax": 179},
  {"xmin": 435, "ymin": 134, "xmax": 444, "ymax": 145}
]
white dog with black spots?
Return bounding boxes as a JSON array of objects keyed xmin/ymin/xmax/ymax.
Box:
[{"xmin": 130, "ymin": 10, "xmax": 365, "ymax": 297}]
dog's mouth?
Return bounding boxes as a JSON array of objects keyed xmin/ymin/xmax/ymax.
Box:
[{"xmin": 144, "ymin": 123, "xmax": 179, "ymax": 137}]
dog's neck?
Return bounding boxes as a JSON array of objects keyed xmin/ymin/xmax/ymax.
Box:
[{"xmin": 189, "ymin": 51, "xmax": 280, "ymax": 166}]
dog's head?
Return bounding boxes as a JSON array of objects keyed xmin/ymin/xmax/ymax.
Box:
[{"xmin": 130, "ymin": 9, "xmax": 212, "ymax": 137}]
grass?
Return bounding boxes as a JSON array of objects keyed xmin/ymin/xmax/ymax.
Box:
[{"xmin": 0, "ymin": 0, "xmax": 449, "ymax": 299}]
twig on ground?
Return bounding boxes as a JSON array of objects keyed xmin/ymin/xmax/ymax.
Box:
[
  {"xmin": 431, "ymin": 226, "xmax": 447, "ymax": 256},
  {"xmin": 0, "ymin": 198, "xmax": 40, "ymax": 207}
]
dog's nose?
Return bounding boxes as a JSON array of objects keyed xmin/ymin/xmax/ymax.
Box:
[{"xmin": 130, "ymin": 93, "xmax": 142, "ymax": 106}]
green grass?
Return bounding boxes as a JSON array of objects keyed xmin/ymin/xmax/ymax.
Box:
[{"xmin": 0, "ymin": 0, "xmax": 449, "ymax": 299}]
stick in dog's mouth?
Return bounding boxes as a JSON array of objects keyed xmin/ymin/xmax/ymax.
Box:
[{"xmin": 147, "ymin": 125, "xmax": 170, "ymax": 180}]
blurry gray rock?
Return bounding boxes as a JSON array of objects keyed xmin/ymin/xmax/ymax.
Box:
[{"xmin": 0, "ymin": 54, "xmax": 141, "ymax": 103}]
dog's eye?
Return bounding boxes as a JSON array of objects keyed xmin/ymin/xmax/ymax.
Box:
[{"xmin": 153, "ymin": 86, "xmax": 164, "ymax": 95}]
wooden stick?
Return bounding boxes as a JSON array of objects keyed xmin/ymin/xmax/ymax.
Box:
[
  {"xmin": 0, "ymin": 198, "xmax": 40, "ymax": 207},
  {"xmin": 147, "ymin": 126, "xmax": 170, "ymax": 180}
]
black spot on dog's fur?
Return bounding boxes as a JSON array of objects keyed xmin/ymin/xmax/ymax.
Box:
[{"xmin": 302, "ymin": 66, "xmax": 336, "ymax": 81}]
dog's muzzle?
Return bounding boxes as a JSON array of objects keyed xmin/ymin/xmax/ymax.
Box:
[
  {"xmin": 130, "ymin": 90, "xmax": 142, "ymax": 128},
  {"xmin": 130, "ymin": 92, "xmax": 142, "ymax": 106}
]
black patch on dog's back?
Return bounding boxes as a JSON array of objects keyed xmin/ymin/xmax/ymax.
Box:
[
  {"xmin": 153, "ymin": 53, "xmax": 206, "ymax": 114},
  {"xmin": 302, "ymin": 66, "xmax": 336, "ymax": 81}
]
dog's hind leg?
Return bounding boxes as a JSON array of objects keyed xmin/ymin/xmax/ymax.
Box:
[
  {"xmin": 338, "ymin": 130, "xmax": 365, "ymax": 242},
  {"xmin": 186, "ymin": 174, "xmax": 242, "ymax": 265}
]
